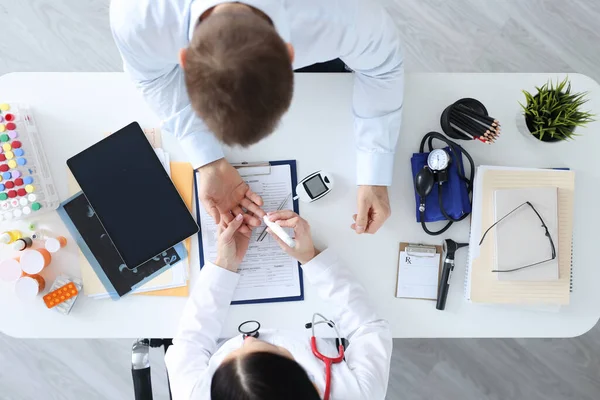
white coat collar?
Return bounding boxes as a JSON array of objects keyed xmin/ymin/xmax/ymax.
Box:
[{"xmin": 189, "ymin": 0, "xmax": 290, "ymax": 43}]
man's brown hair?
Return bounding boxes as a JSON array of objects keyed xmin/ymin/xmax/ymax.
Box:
[{"xmin": 184, "ymin": 8, "xmax": 294, "ymax": 147}]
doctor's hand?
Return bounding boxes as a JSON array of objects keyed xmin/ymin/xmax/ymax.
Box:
[
  {"xmin": 352, "ymin": 185, "xmax": 391, "ymax": 234},
  {"xmin": 215, "ymin": 214, "xmax": 251, "ymax": 272},
  {"xmin": 197, "ymin": 158, "xmax": 266, "ymax": 233},
  {"xmin": 266, "ymin": 211, "xmax": 319, "ymax": 264}
]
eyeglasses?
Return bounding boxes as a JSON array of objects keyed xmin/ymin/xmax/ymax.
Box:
[{"xmin": 479, "ymin": 201, "xmax": 556, "ymax": 273}]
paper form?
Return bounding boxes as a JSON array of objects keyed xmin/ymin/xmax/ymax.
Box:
[
  {"xmin": 197, "ymin": 164, "xmax": 302, "ymax": 303},
  {"xmin": 396, "ymin": 251, "xmax": 441, "ymax": 300}
]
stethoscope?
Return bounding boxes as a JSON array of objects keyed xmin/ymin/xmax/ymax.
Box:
[{"xmin": 238, "ymin": 313, "xmax": 344, "ymax": 400}]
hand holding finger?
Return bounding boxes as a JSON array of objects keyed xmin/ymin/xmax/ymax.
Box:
[
  {"xmin": 221, "ymin": 214, "xmax": 244, "ymax": 243},
  {"xmin": 266, "ymin": 227, "xmax": 289, "ymax": 250},
  {"xmin": 273, "ymin": 216, "xmax": 300, "ymax": 229},
  {"xmin": 267, "ymin": 210, "xmax": 298, "ymax": 222},
  {"xmin": 221, "ymin": 211, "xmax": 234, "ymax": 225}
]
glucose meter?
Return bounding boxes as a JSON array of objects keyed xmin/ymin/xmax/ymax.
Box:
[{"xmin": 294, "ymin": 171, "xmax": 334, "ymax": 202}]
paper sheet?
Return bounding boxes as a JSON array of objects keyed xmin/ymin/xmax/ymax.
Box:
[
  {"xmin": 494, "ymin": 187, "xmax": 559, "ymax": 281},
  {"xmin": 396, "ymin": 251, "xmax": 441, "ymax": 299},
  {"xmin": 197, "ymin": 164, "xmax": 302, "ymax": 303}
]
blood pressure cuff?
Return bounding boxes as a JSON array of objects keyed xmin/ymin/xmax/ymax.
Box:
[{"xmin": 410, "ymin": 146, "xmax": 471, "ymax": 222}]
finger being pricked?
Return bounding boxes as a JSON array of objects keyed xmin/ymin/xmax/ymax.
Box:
[
  {"xmin": 240, "ymin": 197, "xmax": 266, "ymax": 220},
  {"xmin": 246, "ymin": 188, "xmax": 264, "ymax": 207}
]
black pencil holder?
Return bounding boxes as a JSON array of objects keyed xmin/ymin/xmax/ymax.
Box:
[{"xmin": 440, "ymin": 98, "xmax": 489, "ymax": 140}]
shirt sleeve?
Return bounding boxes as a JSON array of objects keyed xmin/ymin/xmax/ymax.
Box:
[
  {"xmin": 302, "ymin": 249, "xmax": 393, "ymax": 400},
  {"xmin": 164, "ymin": 263, "xmax": 239, "ymax": 400},
  {"xmin": 109, "ymin": 6, "xmax": 224, "ymax": 169},
  {"xmin": 340, "ymin": 4, "xmax": 404, "ymax": 186}
]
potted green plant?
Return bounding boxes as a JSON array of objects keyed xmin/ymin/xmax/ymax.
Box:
[{"xmin": 519, "ymin": 76, "xmax": 595, "ymax": 142}]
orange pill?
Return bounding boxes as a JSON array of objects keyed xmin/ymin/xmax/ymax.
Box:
[{"xmin": 43, "ymin": 281, "xmax": 79, "ymax": 309}]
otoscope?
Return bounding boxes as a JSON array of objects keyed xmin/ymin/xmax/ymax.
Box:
[{"xmin": 436, "ymin": 239, "xmax": 469, "ymax": 310}]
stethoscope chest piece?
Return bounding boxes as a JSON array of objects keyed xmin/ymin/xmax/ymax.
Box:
[{"xmin": 238, "ymin": 320, "xmax": 261, "ymax": 339}]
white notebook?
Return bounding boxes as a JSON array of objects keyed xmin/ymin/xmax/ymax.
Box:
[
  {"xmin": 494, "ymin": 187, "xmax": 559, "ymax": 281},
  {"xmin": 464, "ymin": 166, "xmax": 574, "ymax": 305}
]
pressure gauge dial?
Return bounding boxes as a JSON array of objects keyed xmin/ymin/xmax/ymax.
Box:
[{"xmin": 427, "ymin": 149, "xmax": 450, "ymax": 171}]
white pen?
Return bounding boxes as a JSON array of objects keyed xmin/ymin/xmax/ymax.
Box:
[{"xmin": 263, "ymin": 215, "xmax": 296, "ymax": 248}]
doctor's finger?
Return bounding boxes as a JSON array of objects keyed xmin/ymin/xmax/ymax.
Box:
[
  {"xmin": 230, "ymin": 207, "xmax": 256, "ymax": 231},
  {"xmin": 273, "ymin": 216, "xmax": 300, "ymax": 228},
  {"xmin": 266, "ymin": 210, "xmax": 298, "ymax": 221},
  {"xmin": 221, "ymin": 214, "xmax": 244, "ymax": 242},
  {"xmin": 266, "ymin": 227, "xmax": 292, "ymax": 251}
]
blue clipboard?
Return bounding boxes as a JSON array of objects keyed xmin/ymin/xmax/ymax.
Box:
[{"xmin": 194, "ymin": 159, "xmax": 304, "ymax": 304}]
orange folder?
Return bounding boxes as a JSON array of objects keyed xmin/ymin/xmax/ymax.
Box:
[{"xmin": 137, "ymin": 161, "xmax": 194, "ymax": 297}]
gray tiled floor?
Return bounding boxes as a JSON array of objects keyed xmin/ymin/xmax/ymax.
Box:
[{"xmin": 1, "ymin": 1, "xmax": 599, "ymax": 399}]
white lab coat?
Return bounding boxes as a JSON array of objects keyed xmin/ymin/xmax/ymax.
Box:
[
  {"xmin": 110, "ymin": 0, "xmax": 404, "ymax": 186},
  {"xmin": 165, "ymin": 249, "xmax": 393, "ymax": 400}
]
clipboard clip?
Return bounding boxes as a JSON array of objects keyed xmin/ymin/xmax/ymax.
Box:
[
  {"xmin": 405, "ymin": 244, "xmax": 437, "ymax": 258},
  {"xmin": 232, "ymin": 161, "xmax": 271, "ymax": 177}
]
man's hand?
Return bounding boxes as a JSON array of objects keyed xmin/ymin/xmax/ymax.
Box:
[
  {"xmin": 215, "ymin": 214, "xmax": 251, "ymax": 272},
  {"xmin": 197, "ymin": 158, "xmax": 266, "ymax": 233},
  {"xmin": 351, "ymin": 185, "xmax": 391, "ymax": 234}
]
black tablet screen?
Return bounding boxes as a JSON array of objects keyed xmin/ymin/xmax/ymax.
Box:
[{"xmin": 67, "ymin": 122, "xmax": 198, "ymax": 268}]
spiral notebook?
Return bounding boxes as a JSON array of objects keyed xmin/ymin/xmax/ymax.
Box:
[{"xmin": 465, "ymin": 166, "xmax": 575, "ymax": 305}]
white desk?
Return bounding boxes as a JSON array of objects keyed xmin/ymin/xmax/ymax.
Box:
[{"xmin": 0, "ymin": 72, "xmax": 599, "ymax": 339}]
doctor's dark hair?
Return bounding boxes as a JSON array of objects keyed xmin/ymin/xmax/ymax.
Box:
[
  {"xmin": 211, "ymin": 352, "xmax": 321, "ymax": 400},
  {"xmin": 184, "ymin": 7, "xmax": 294, "ymax": 147}
]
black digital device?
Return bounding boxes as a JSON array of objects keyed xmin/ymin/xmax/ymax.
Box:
[
  {"xmin": 67, "ymin": 122, "xmax": 199, "ymax": 268},
  {"xmin": 304, "ymin": 175, "xmax": 328, "ymax": 198}
]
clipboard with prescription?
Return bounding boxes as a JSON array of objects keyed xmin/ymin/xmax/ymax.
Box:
[
  {"xmin": 194, "ymin": 160, "xmax": 304, "ymax": 305},
  {"xmin": 395, "ymin": 242, "xmax": 443, "ymax": 300}
]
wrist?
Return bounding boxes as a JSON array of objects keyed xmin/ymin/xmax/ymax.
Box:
[
  {"xmin": 215, "ymin": 258, "xmax": 238, "ymax": 273},
  {"xmin": 196, "ymin": 157, "xmax": 226, "ymax": 173},
  {"xmin": 299, "ymin": 247, "xmax": 320, "ymax": 264}
]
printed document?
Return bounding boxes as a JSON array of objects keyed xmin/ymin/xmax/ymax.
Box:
[{"xmin": 196, "ymin": 164, "xmax": 302, "ymax": 303}]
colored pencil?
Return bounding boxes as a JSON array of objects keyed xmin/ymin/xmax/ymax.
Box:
[{"xmin": 455, "ymin": 104, "xmax": 499, "ymax": 125}]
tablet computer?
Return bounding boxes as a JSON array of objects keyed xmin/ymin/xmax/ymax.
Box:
[{"xmin": 67, "ymin": 122, "xmax": 199, "ymax": 268}]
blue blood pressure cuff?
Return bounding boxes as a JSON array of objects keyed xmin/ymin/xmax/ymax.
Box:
[{"xmin": 410, "ymin": 146, "xmax": 472, "ymax": 222}]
